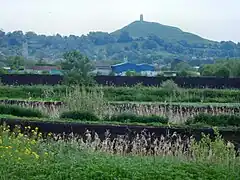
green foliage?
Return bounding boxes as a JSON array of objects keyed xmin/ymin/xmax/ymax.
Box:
[
  {"xmin": 60, "ymin": 111, "xmax": 99, "ymax": 121},
  {"xmin": 186, "ymin": 113, "xmax": 240, "ymax": 126},
  {"xmin": 125, "ymin": 70, "xmax": 139, "ymax": 76},
  {"xmin": 1, "ymin": 25, "xmax": 240, "ymax": 64},
  {"xmin": 8, "ymin": 56, "xmax": 25, "ymax": 70},
  {"xmin": 1, "ymin": 85, "xmax": 240, "ymax": 103},
  {"xmin": 41, "ymin": 70, "xmax": 50, "ymax": 75},
  {"xmin": 174, "ymin": 61, "xmax": 193, "ymax": 72},
  {"xmin": 0, "ymin": 104, "xmax": 44, "ymax": 118},
  {"xmin": 200, "ymin": 59, "xmax": 240, "ymax": 77},
  {"xmin": 161, "ymin": 79, "xmax": 180, "ymax": 92},
  {"xmin": 61, "ymin": 51, "xmax": 95, "ymax": 85},
  {"xmin": 1, "ymin": 125, "xmax": 240, "ymax": 179},
  {"xmin": 0, "ymin": 68, "xmax": 8, "ymax": 74},
  {"xmin": 108, "ymin": 113, "xmax": 168, "ymax": 124},
  {"xmin": 190, "ymin": 129, "xmax": 237, "ymax": 164},
  {"xmin": 112, "ymin": 21, "xmax": 208, "ymax": 44},
  {"xmin": 214, "ymin": 66, "xmax": 230, "ymax": 77}
]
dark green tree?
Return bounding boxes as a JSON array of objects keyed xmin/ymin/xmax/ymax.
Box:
[
  {"xmin": 200, "ymin": 64, "xmax": 215, "ymax": 76},
  {"xmin": 61, "ymin": 51, "xmax": 95, "ymax": 85},
  {"xmin": 214, "ymin": 66, "xmax": 230, "ymax": 77},
  {"xmin": 174, "ymin": 62, "xmax": 192, "ymax": 72},
  {"xmin": 9, "ymin": 56, "xmax": 25, "ymax": 70}
]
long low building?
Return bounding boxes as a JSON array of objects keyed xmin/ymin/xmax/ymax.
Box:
[{"xmin": 111, "ymin": 62, "xmax": 156, "ymax": 76}]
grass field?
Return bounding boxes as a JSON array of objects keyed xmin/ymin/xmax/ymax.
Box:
[
  {"xmin": 1, "ymin": 84, "xmax": 240, "ymax": 179},
  {"xmin": 1, "ymin": 125, "xmax": 240, "ymax": 179}
]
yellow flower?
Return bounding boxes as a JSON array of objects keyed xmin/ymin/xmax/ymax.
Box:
[
  {"xmin": 18, "ymin": 133, "xmax": 24, "ymax": 138},
  {"xmin": 24, "ymin": 148, "xmax": 31, "ymax": 155},
  {"xmin": 32, "ymin": 152, "xmax": 40, "ymax": 160},
  {"xmin": 31, "ymin": 140, "xmax": 36, "ymax": 145}
]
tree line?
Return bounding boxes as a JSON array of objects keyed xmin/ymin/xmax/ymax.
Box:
[{"xmin": 1, "ymin": 30, "xmax": 240, "ymax": 65}]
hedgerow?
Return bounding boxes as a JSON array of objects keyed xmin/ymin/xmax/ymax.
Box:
[{"xmin": 0, "ymin": 85, "xmax": 239, "ymax": 103}]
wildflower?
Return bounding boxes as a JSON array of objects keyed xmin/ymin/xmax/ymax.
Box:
[
  {"xmin": 18, "ymin": 133, "xmax": 24, "ymax": 138},
  {"xmin": 32, "ymin": 152, "xmax": 40, "ymax": 160},
  {"xmin": 31, "ymin": 140, "xmax": 36, "ymax": 145},
  {"xmin": 38, "ymin": 132, "xmax": 42, "ymax": 137},
  {"xmin": 24, "ymin": 148, "xmax": 31, "ymax": 155}
]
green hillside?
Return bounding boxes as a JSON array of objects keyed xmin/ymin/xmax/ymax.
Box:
[
  {"xmin": 0, "ymin": 19, "xmax": 239, "ymax": 63},
  {"xmin": 112, "ymin": 20, "xmax": 211, "ymax": 44}
]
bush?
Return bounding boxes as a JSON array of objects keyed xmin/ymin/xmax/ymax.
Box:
[
  {"xmin": 0, "ymin": 104, "xmax": 44, "ymax": 118},
  {"xmin": 161, "ymin": 79, "xmax": 179, "ymax": 92},
  {"xmin": 186, "ymin": 113, "xmax": 240, "ymax": 126},
  {"xmin": 107, "ymin": 113, "xmax": 168, "ymax": 124},
  {"xmin": 60, "ymin": 111, "xmax": 100, "ymax": 121}
]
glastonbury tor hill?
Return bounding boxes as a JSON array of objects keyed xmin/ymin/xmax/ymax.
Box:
[{"xmin": 0, "ymin": 14, "xmax": 240, "ymax": 67}]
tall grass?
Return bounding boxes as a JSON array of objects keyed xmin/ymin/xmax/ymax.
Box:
[{"xmin": 63, "ymin": 85, "xmax": 109, "ymax": 118}]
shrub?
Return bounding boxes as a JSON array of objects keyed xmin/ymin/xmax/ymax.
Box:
[
  {"xmin": 0, "ymin": 104, "xmax": 44, "ymax": 118},
  {"xmin": 60, "ymin": 111, "xmax": 99, "ymax": 121},
  {"xmin": 107, "ymin": 113, "xmax": 139, "ymax": 123},
  {"xmin": 161, "ymin": 79, "xmax": 179, "ymax": 92},
  {"xmin": 107, "ymin": 113, "xmax": 168, "ymax": 124},
  {"xmin": 186, "ymin": 113, "xmax": 240, "ymax": 126}
]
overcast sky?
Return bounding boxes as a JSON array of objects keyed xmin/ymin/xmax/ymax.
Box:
[{"xmin": 0, "ymin": 0, "xmax": 239, "ymax": 42}]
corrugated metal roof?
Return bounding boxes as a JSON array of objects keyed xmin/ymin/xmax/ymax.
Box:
[{"xmin": 111, "ymin": 62, "xmax": 155, "ymax": 73}]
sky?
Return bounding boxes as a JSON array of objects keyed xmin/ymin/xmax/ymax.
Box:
[{"xmin": 0, "ymin": 0, "xmax": 240, "ymax": 42}]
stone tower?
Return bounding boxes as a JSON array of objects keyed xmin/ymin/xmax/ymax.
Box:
[{"xmin": 140, "ymin": 14, "xmax": 143, "ymax": 22}]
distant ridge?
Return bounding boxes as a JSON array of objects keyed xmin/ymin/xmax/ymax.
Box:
[
  {"xmin": 0, "ymin": 15, "xmax": 239, "ymax": 62},
  {"xmin": 111, "ymin": 16, "xmax": 212, "ymax": 44}
]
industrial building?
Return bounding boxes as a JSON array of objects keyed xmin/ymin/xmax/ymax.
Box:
[{"xmin": 111, "ymin": 62, "xmax": 156, "ymax": 76}]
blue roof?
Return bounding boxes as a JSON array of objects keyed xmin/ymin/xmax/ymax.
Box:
[{"xmin": 111, "ymin": 62, "xmax": 154, "ymax": 73}]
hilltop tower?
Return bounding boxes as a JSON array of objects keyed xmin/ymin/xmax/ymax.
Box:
[{"xmin": 140, "ymin": 14, "xmax": 144, "ymax": 22}]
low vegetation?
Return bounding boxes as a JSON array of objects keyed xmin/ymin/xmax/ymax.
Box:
[
  {"xmin": 186, "ymin": 113, "xmax": 240, "ymax": 127},
  {"xmin": 0, "ymin": 82, "xmax": 240, "ymax": 179},
  {"xmin": 0, "ymin": 104, "xmax": 44, "ymax": 118},
  {"xmin": 0, "ymin": 85, "xmax": 240, "ymax": 103},
  {"xmin": 0, "ymin": 125, "xmax": 239, "ymax": 179}
]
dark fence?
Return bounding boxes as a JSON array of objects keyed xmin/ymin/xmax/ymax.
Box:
[
  {"xmin": 0, "ymin": 74, "xmax": 63, "ymax": 85},
  {"xmin": 95, "ymin": 76, "xmax": 240, "ymax": 89},
  {"xmin": 1, "ymin": 74, "xmax": 240, "ymax": 88}
]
